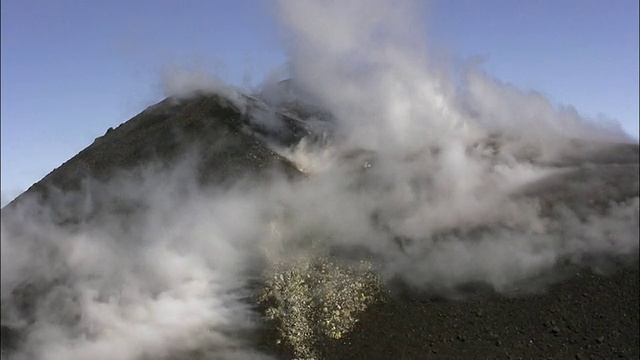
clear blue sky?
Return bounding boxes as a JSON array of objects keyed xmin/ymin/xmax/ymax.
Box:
[{"xmin": 2, "ymin": 0, "xmax": 638, "ymax": 201}]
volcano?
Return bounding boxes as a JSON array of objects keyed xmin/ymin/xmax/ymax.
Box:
[{"xmin": 1, "ymin": 86, "xmax": 638, "ymax": 360}]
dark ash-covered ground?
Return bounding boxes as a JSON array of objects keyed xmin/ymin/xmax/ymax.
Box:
[{"xmin": 277, "ymin": 264, "xmax": 639, "ymax": 359}]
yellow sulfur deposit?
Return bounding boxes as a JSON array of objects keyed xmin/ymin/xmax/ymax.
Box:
[{"xmin": 260, "ymin": 251, "xmax": 382, "ymax": 359}]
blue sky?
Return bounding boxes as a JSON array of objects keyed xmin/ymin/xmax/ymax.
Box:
[{"xmin": 2, "ymin": 0, "xmax": 638, "ymax": 201}]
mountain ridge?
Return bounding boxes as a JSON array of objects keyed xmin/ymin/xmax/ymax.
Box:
[{"xmin": 1, "ymin": 88, "xmax": 638, "ymax": 360}]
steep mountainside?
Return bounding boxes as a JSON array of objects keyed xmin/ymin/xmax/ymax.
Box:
[
  {"xmin": 1, "ymin": 90, "xmax": 638, "ymax": 360},
  {"xmin": 5, "ymin": 94, "xmax": 312, "ymax": 219}
]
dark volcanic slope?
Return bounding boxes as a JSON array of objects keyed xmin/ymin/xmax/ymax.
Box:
[
  {"xmin": 2, "ymin": 93, "xmax": 639, "ymax": 360},
  {"xmin": 308, "ymin": 266, "xmax": 639, "ymax": 360},
  {"xmin": 6, "ymin": 94, "xmax": 304, "ymax": 213}
]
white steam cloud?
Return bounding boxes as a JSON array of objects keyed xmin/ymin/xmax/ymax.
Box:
[
  {"xmin": 2, "ymin": 1, "xmax": 638, "ymax": 359},
  {"xmin": 2, "ymin": 161, "xmax": 274, "ymax": 360},
  {"xmin": 161, "ymin": 65, "xmax": 248, "ymax": 111}
]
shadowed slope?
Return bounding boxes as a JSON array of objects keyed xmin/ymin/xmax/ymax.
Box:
[{"xmin": 5, "ymin": 94, "xmax": 306, "ymax": 218}]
